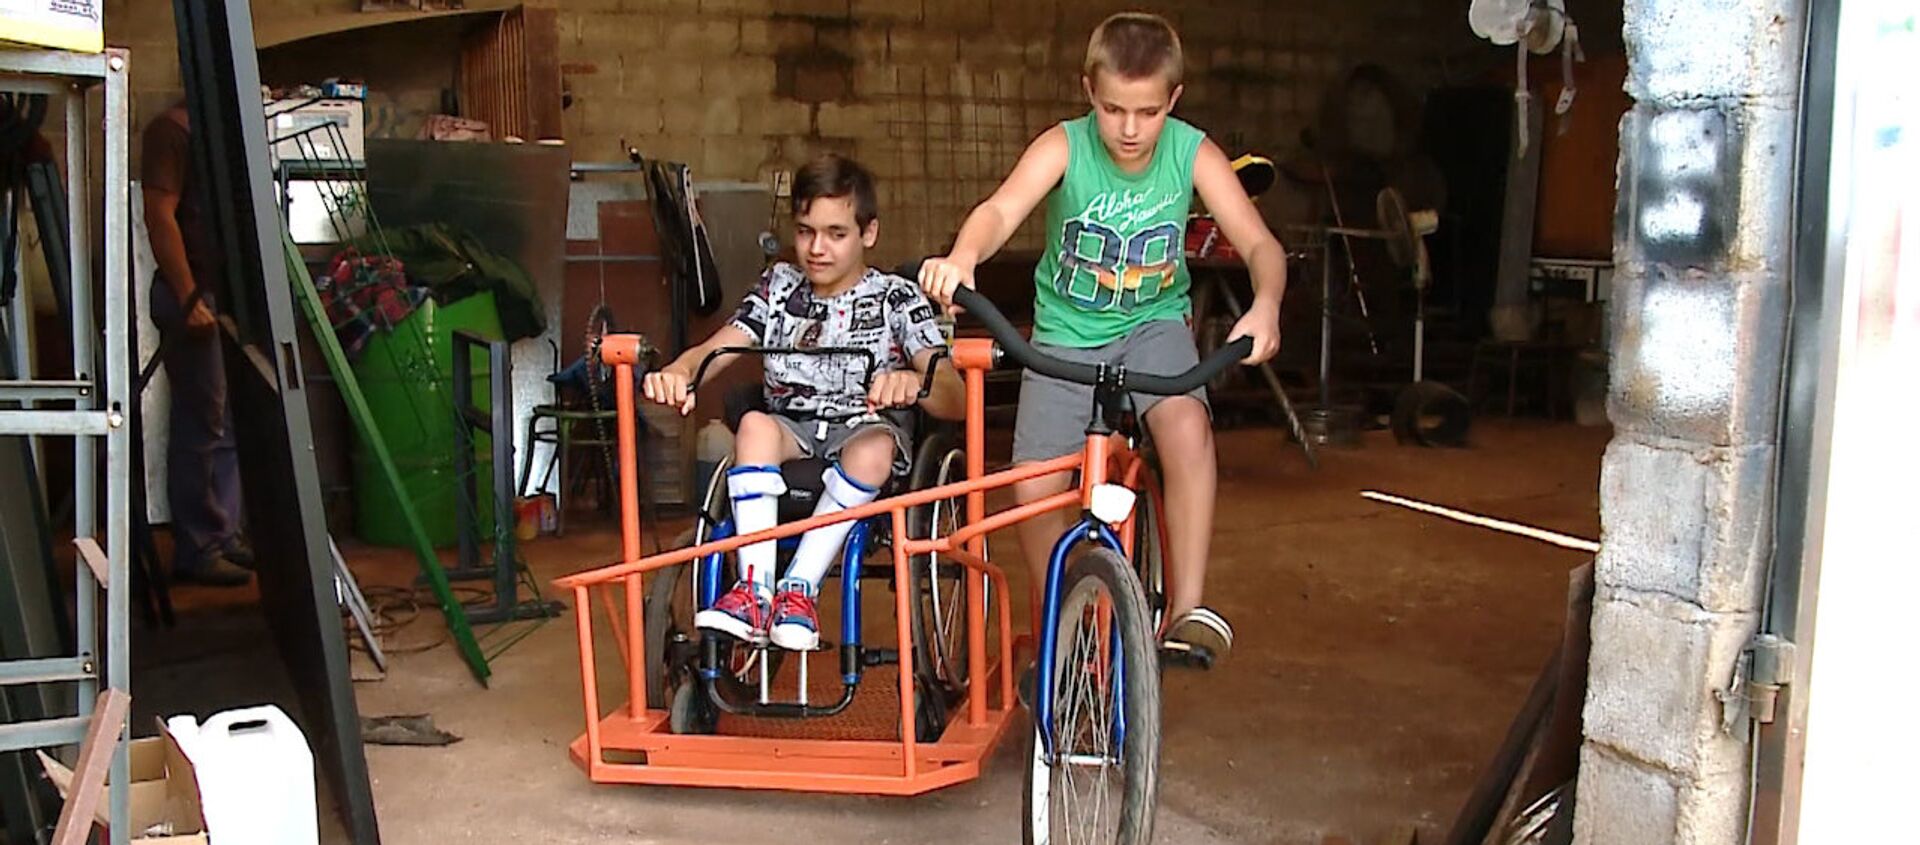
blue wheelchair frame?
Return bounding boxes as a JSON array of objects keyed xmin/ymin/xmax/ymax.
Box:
[{"xmin": 693, "ymin": 516, "xmax": 878, "ymax": 688}]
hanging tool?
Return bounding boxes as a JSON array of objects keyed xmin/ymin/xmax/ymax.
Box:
[
  {"xmin": 1469, "ymin": 0, "xmax": 1583, "ymax": 158},
  {"xmin": 1207, "ymin": 278, "xmax": 1318, "ymax": 469},
  {"xmin": 1319, "ymin": 164, "xmax": 1381, "ymax": 357}
]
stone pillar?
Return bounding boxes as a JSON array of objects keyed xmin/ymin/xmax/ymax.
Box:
[{"xmin": 1578, "ymin": 1, "xmax": 1804, "ymax": 843}]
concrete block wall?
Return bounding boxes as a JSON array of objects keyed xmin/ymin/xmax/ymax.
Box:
[
  {"xmin": 550, "ymin": 0, "xmax": 1480, "ymax": 264},
  {"xmin": 105, "ymin": 1, "xmax": 1482, "ymax": 265},
  {"xmin": 1578, "ymin": 0, "xmax": 1804, "ymax": 842}
]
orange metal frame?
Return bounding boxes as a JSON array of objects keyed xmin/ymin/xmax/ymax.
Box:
[{"xmin": 555, "ymin": 337, "xmax": 1152, "ymax": 794}]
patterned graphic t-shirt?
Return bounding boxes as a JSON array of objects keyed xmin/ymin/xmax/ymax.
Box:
[{"xmin": 729, "ymin": 262, "xmax": 947, "ymax": 418}]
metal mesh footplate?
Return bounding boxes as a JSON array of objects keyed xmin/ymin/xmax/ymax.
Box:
[{"xmin": 717, "ymin": 660, "xmax": 905, "ymax": 741}]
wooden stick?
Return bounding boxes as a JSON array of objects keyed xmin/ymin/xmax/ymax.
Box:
[
  {"xmin": 51, "ymin": 688, "xmax": 131, "ymax": 845},
  {"xmin": 1361, "ymin": 490, "xmax": 1600, "ymax": 553}
]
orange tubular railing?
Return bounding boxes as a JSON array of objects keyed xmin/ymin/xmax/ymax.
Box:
[{"xmin": 554, "ymin": 337, "xmax": 1053, "ymax": 794}]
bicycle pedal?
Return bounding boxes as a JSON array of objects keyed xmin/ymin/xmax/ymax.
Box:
[{"xmin": 1159, "ymin": 640, "xmax": 1216, "ymax": 671}]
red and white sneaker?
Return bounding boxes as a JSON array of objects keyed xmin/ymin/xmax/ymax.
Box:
[
  {"xmin": 695, "ymin": 581, "xmax": 771, "ymax": 643},
  {"xmin": 768, "ymin": 580, "xmax": 820, "ymax": 651}
]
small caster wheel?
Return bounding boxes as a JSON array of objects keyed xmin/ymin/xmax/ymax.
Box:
[{"xmin": 669, "ymin": 680, "xmax": 717, "ymax": 735}]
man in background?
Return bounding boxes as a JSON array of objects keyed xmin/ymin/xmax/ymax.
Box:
[{"xmin": 141, "ymin": 100, "xmax": 252, "ymax": 587}]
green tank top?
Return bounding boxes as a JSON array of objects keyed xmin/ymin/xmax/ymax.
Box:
[{"xmin": 1032, "ymin": 112, "xmax": 1205, "ymax": 348}]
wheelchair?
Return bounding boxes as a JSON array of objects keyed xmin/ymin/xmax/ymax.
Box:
[{"xmin": 641, "ymin": 354, "xmax": 987, "ymax": 745}]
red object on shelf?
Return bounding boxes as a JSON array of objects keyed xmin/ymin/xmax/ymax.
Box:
[{"xmin": 1185, "ymin": 216, "xmax": 1238, "ymax": 261}]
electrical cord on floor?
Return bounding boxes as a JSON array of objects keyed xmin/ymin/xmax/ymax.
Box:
[{"xmin": 350, "ymin": 584, "xmax": 493, "ymax": 656}]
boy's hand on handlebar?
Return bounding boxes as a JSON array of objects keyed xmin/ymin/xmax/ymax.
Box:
[
  {"xmin": 867, "ymin": 370, "xmax": 923, "ymax": 411},
  {"xmin": 1227, "ymin": 302, "xmax": 1282, "ymax": 365},
  {"xmin": 642, "ymin": 366, "xmax": 697, "ymax": 415},
  {"xmin": 917, "ymin": 256, "xmax": 976, "ymax": 312}
]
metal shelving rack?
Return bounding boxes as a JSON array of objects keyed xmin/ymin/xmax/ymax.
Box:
[{"xmin": 0, "ymin": 48, "xmax": 134, "ymax": 841}]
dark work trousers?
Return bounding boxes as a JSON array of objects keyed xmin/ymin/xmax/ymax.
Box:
[{"xmin": 147, "ymin": 275, "xmax": 242, "ymax": 573}]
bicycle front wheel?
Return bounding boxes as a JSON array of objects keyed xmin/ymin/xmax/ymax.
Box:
[{"xmin": 1023, "ymin": 546, "xmax": 1160, "ymax": 845}]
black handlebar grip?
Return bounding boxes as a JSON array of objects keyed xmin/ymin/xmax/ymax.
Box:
[
  {"xmin": 949, "ymin": 287, "xmax": 1102, "ymax": 385},
  {"xmin": 949, "ymin": 286, "xmax": 1255, "ymax": 396}
]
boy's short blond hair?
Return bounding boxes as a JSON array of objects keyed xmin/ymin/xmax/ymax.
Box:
[{"xmin": 1083, "ymin": 12, "xmax": 1184, "ymax": 86}]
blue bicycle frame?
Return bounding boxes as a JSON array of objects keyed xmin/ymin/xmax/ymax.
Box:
[{"xmin": 1033, "ymin": 515, "xmax": 1130, "ymax": 758}]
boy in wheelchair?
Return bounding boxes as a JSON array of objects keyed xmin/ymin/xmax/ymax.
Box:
[{"xmin": 641, "ymin": 154, "xmax": 961, "ymax": 653}]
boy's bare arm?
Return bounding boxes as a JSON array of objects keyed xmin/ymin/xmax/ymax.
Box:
[
  {"xmin": 643, "ymin": 324, "xmax": 754, "ymax": 414},
  {"xmin": 920, "ymin": 125, "xmax": 1070, "ymax": 304},
  {"xmin": 1193, "ymin": 139, "xmax": 1287, "ymax": 364}
]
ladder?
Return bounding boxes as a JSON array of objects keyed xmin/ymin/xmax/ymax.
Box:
[{"xmin": 0, "ymin": 48, "xmax": 135, "ymax": 843}]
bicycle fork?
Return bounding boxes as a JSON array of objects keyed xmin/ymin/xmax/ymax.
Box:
[{"xmin": 1034, "ymin": 516, "xmax": 1129, "ymax": 760}]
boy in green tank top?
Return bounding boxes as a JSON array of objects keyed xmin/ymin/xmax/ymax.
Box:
[{"xmin": 920, "ymin": 12, "xmax": 1287, "ymax": 664}]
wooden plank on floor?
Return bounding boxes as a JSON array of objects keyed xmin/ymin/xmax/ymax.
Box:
[{"xmin": 50, "ymin": 688, "xmax": 131, "ymax": 845}]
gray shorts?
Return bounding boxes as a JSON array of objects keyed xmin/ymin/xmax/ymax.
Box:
[
  {"xmin": 1012, "ymin": 319, "xmax": 1208, "ymax": 463},
  {"xmin": 771, "ymin": 411, "xmax": 914, "ymax": 477}
]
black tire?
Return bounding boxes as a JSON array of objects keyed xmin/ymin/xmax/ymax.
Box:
[
  {"xmin": 1022, "ymin": 547, "xmax": 1160, "ymax": 845},
  {"xmin": 906, "ymin": 432, "xmax": 978, "ymax": 690},
  {"xmin": 668, "ymin": 673, "xmax": 717, "ymax": 734},
  {"xmin": 1128, "ymin": 484, "xmax": 1167, "ymax": 635},
  {"xmin": 1391, "ymin": 380, "xmax": 1472, "ymax": 447},
  {"xmin": 643, "ymin": 545, "xmax": 694, "ymax": 711}
]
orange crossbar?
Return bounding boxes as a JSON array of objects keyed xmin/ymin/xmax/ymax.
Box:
[{"xmin": 553, "ymin": 453, "xmax": 1082, "ymax": 590}]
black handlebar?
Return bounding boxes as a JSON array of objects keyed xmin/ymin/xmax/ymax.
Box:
[
  {"xmin": 687, "ymin": 345, "xmax": 948, "ymax": 406},
  {"xmin": 949, "ymin": 286, "xmax": 1253, "ymax": 396}
]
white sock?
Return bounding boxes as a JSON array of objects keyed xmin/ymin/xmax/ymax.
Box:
[
  {"xmin": 783, "ymin": 463, "xmax": 878, "ymax": 592},
  {"xmin": 726, "ymin": 465, "xmax": 785, "ymax": 596}
]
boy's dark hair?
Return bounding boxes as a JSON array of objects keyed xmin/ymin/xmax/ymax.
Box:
[
  {"xmin": 1084, "ymin": 12, "xmax": 1184, "ymax": 86},
  {"xmin": 792, "ymin": 154, "xmax": 878, "ymax": 228}
]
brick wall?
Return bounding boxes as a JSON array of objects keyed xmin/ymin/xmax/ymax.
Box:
[
  {"xmin": 554, "ymin": 0, "xmax": 1481, "ymax": 264},
  {"xmin": 105, "ymin": 1, "xmax": 1481, "ymax": 263}
]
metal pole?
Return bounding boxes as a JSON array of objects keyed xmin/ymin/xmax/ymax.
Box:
[
  {"xmin": 489, "ymin": 338, "xmax": 513, "ymax": 609},
  {"xmin": 1318, "ymin": 240, "xmax": 1333, "ymax": 409},
  {"xmin": 64, "ymin": 74, "xmax": 98, "ymax": 730},
  {"xmin": 103, "ymin": 49, "xmax": 133, "ymax": 845}
]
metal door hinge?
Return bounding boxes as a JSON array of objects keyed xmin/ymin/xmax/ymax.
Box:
[{"xmin": 1720, "ymin": 634, "xmax": 1797, "ymax": 732}]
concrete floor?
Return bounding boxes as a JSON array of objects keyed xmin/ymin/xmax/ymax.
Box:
[{"xmin": 324, "ymin": 419, "xmax": 1605, "ymax": 844}]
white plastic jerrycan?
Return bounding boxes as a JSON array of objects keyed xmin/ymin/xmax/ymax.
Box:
[{"xmin": 166, "ymin": 705, "xmax": 318, "ymax": 845}]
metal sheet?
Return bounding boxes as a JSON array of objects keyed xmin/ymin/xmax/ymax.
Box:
[
  {"xmin": 173, "ymin": 2, "xmax": 381, "ymax": 840},
  {"xmin": 366, "ymin": 139, "xmax": 570, "ymax": 481}
]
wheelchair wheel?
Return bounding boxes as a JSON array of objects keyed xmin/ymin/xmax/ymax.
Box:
[
  {"xmin": 643, "ymin": 449, "xmax": 726, "ymax": 709},
  {"xmin": 643, "ymin": 534, "xmax": 697, "ymax": 715},
  {"xmin": 669, "ymin": 675, "xmax": 718, "ymax": 735},
  {"xmin": 906, "ymin": 432, "xmax": 984, "ymax": 738},
  {"xmin": 1023, "ymin": 547, "xmax": 1160, "ymax": 845}
]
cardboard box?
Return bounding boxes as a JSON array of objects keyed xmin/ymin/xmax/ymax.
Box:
[
  {"xmin": 0, "ymin": 0, "xmax": 104, "ymax": 53},
  {"xmin": 38, "ymin": 720, "xmax": 209, "ymax": 843}
]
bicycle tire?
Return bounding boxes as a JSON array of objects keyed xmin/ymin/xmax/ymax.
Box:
[
  {"xmin": 1023, "ymin": 546, "xmax": 1160, "ymax": 845},
  {"xmin": 1128, "ymin": 483, "xmax": 1167, "ymax": 634}
]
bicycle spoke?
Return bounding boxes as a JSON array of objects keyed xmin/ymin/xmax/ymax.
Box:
[{"xmin": 1051, "ymin": 593, "xmax": 1121, "ymax": 845}]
